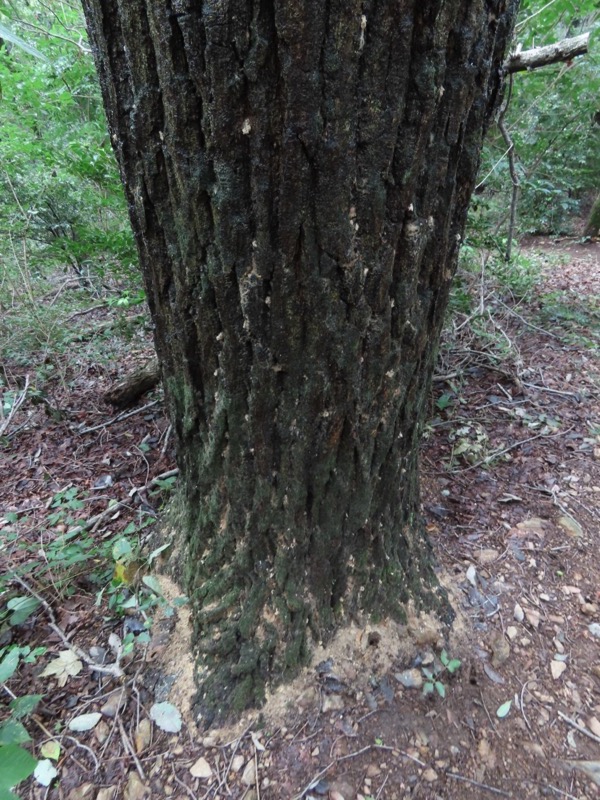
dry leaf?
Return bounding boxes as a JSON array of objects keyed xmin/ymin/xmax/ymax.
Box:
[
  {"xmin": 588, "ymin": 717, "xmax": 600, "ymax": 738},
  {"xmin": 40, "ymin": 650, "xmax": 83, "ymax": 687}
]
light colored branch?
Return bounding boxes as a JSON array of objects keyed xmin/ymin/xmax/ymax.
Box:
[{"xmin": 505, "ymin": 32, "xmax": 589, "ymax": 74}]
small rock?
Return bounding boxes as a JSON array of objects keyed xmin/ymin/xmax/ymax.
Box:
[
  {"xmin": 422, "ymin": 768, "xmax": 438, "ymax": 782},
  {"xmin": 202, "ymin": 734, "xmax": 220, "ymax": 748},
  {"xmin": 322, "ymin": 694, "xmax": 345, "ymax": 712},
  {"xmin": 477, "ymin": 549, "xmax": 499, "ymax": 564},
  {"xmin": 231, "ymin": 755, "xmax": 245, "ymax": 773},
  {"xmin": 95, "ymin": 720, "xmax": 110, "ymax": 745},
  {"xmin": 506, "ymin": 626, "xmax": 518, "ymax": 640},
  {"xmin": 514, "ymin": 603, "xmax": 524, "ymax": 623},
  {"xmin": 366, "ymin": 764, "xmax": 381, "ymax": 777},
  {"xmin": 524, "ymin": 607, "xmax": 541, "ymax": 629},
  {"xmin": 190, "ymin": 757, "xmax": 213, "ymax": 779},
  {"xmin": 241, "ymin": 760, "xmax": 256, "ymax": 787},
  {"xmin": 67, "ymin": 784, "xmax": 94, "ymax": 800},
  {"xmin": 135, "ymin": 719, "xmax": 152, "ymax": 754},
  {"xmin": 490, "ymin": 633, "xmax": 510, "ymax": 668},
  {"xmin": 551, "ymin": 660, "xmax": 567, "ymax": 680},
  {"xmin": 329, "ymin": 780, "xmax": 355, "ymax": 800},
  {"xmin": 96, "ymin": 790, "xmax": 116, "ymax": 800},
  {"xmin": 124, "ymin": 772, "xmax": 148, "ymax": 800},
  {"xmin": 589, "ymin": 624, "xmax": 600, "ymax": 639},
  {"xmin": 588, "ymin": 717, "xmax": 600, "ymax": 738},
  {"xmin": 581, "ymin": 602, "xmax": 598, "ymax": 617},
  {"xmin": 394, "ymin": 669, "xmax": 423, "ymax": 689}
]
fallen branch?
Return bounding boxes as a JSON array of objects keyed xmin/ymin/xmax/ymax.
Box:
[
  {"xmin": 505, "ymin": 32, "xmax": 590, "ymax": 74},
  {"xmin": 446, "ymin": 772, "xmax": 510, "ymax": 797},
  {"xmin": 79, "ymin": 399, "xmax": 161, "ymax": 434},
  {"xmin": 0, "ymin": 375, "xmax": 30, "ymax": 437},
  {"xmin": 558, "ymin": 710, "xmax": 600, "ymax": 745}
]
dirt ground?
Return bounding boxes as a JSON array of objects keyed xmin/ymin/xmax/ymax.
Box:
[{"xmin": 1, "ymin": 237, "xmax": 599, "ymax": 800}]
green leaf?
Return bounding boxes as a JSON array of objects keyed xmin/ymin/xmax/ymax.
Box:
[
  {"xmin": 423, "ymin": 682, "xmax": 434, "ymax": 696},
  {"xmin": 439, "ymin": 650, "xmax": 449, "ymax": 666},
  {"xmin": 0, "ymin": 720, "xmax": 31, "ymax": 746},
  {"xmin": 112, "ymin": 538, "xmax": 133, "ymax": 563},
  {"xmin": 142, "ymin": 575, "xmax": 163, "ymax": 596},
  {"xmin": 40, "ymin": 741, "xmax": 60, "ymax": 761},
  {"xmin": 496, "ymin": 700, "xmax": 512, "ymax": 718},
  {"xmin": 434, "ymin": 681, "xmax": 446, "ymax": 698},
  {"xmin": 0, "ymin": 23, "xmax": 49, "ymax": 61},
  {"xmin": 447, "ymin": 659, "xmax": 462, "ymax": 674},
  {"xmin": 0, "ymin": 744, "xmax": 37, "ymax": 788},
  {"xmin": 7, "ymin": 597, "xmax": 40, "ymax": 627},
  {"xmin": 0, "ymin": 650, "xmax": 19, "ymax": 683},
  {"xmin": 10, "ymin": 695, "xmax": 42, "ymax": 720}
]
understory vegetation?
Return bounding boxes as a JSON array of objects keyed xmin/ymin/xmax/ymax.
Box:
[{"xmin": 0, "ymin": 0, "xmax": 598, "ymax": 796}]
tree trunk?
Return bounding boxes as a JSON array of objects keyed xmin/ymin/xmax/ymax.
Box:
[
  {"xmin": 584, "ymin": 192, "xmax": 600, "ymax": 238},
  {"xmin": 82, "ymin": 0, "xmax": 519, "ymax": 723}
]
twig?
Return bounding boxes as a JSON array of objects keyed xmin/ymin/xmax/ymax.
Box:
[
  {"xmin": 171, "ymin": 764, "xmax": 198, "ymax": 799},
  {"xmin": 67, "ymin": 304, "xmax": 107, "ymax": 320},
  {"xmin": 11, "ymin": 575, "xmax": 123, "ymax": 678},
  {"xmin": 0, "ymin": 375, "xmax": 30, "ymax": 437},
  {"xmin": 79, "ymin": 400, "xmax": 160, "ymax": 434},
  {"xmin": 375, "ymin": 772, "xmax": 389, "ymax": 799},
  {"xmin": 497, "ymin": 75, "xmax": 519, "ymax": 262},
  {"xmin": 293, "ymin": 744, "xmax": 402, "ymax": 800},
  {"xmin": 446, "ymin": 772, "xmax": 510, "ymax": 797},
  {"xmin": 521, "ymin": 381, "xmax": 580, "ymax": 399},
  {"xmin": 118, "ymin": 718, "xmax": 147, "ymax": 782},
  {"xmin": 557, "ymin": 710, "xmax": 600, "ymax": 744},
  {"xmin": 519, "ymin": 680, "xmax": 532, "ymax": 732},
  {"xmin": 254, "ymin": 743, "xmax": 261, "ymax": 800}
]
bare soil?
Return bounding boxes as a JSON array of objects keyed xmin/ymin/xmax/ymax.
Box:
[{"xmin": 1, "ymin": 237, "xmax": 599, "ymax": 800}]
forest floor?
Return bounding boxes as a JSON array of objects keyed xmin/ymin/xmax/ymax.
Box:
[{"xmin": 1, "ymin": 236, "xmax": 600, "ymax": 800}]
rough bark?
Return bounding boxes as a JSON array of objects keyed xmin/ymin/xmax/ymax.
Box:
[
  {"xmin": 82, "ymin": 0, "xmax": 519, "ymax": 723},
  {"xmin": 584, "ymin": 193, "xmax": 600, "ymax": 238},
  {"xmin": 505, "ymin": 32, "xmax": 589, "ymax": 74}
]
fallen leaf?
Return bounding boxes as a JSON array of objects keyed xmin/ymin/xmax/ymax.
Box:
[
  {"xmin": 466, "ymin": 564, "xmax": 477, "ymax": 586},
  {"xmin": 135, "ymin": 719, "xmax": 152, "ymax": 754},
  {"xmin": 40, "ymin": 741, "xmax": 61, "ymax": 761},
  {"xmin": 150, "ymin": 702, "xmax": 182, "ymax": 733},
  {"xmin": 34, "ymin": 759, "xmax": 58, "ymax": 787},
  {"xmin": 124, "ymin": 771, "xmax": 148, "ymax": 800},
  {"xmin": 68, "ymin": 712, "xmax": 102, "ymax": 732},
  {"xmin": 496, "ymin": 700, "xmax": 512, "ymax": 718},
  {"xmin": 40, "ymin": 650, "xmax": 82, "ymax": 687}
]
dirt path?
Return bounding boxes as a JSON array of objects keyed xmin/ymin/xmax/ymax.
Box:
[{"xmin": 1, "ymin": 238, "xmax": 599, "ymax": 800}]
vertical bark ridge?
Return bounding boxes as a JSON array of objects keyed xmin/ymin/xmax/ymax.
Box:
[{"xmin": 83, "ymin": 0, "xmax": 519, "ymax": 722}]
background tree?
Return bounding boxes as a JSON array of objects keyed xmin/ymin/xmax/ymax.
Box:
[{"xmin": 80, "ymin": 0, "xmax": 520, "ymax": 722}]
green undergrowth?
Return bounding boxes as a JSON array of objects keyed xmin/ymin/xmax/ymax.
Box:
[{"xmin": 0, "ymin": 478, "xmax": 181, "ymax": 796}]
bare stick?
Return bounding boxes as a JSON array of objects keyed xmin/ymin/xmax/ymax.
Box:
[
  {"xmin": 118, "ymin": 718, "xmax": 147, "ymax": 782},
  {"xmin": 0, "ymin": 375, "xmax": 30, "ymax": 437},
  {"xmin": 446, "ymin": 772, "xmax": 510, "ymax": 797},
  {"xmin": 557, "ymin": 710, "xmax": 600, "ymax": 745},
  {"xmin": 79, "ymin": 400, "xmax": 160, "ymax": 434}
]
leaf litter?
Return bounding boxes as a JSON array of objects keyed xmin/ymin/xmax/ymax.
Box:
[{"xmin": 1, "ymin": 238, "xmax": 600, "ymax": 797}]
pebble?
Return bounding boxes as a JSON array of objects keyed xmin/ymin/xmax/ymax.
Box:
[
  {"xmin": 394, "ymin": 669, "xmax": 423, "ymax": 689},
  {"xmin": 589, "ymin": 623, "xmax": 600, "ymax": 638},
  {"xmin": 422, "ymin": 768, "xmax": 438, "ymax": 782}
]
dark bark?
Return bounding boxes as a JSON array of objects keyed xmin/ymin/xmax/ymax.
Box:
[{"xmin": 82, "ymin": 0, "xmax": 519, "ymax": 723}]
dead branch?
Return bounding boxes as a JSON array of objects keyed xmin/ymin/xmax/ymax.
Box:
[{"xmin": 505, "ymin": 32, "xmax": 590, "ymax": 74}]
